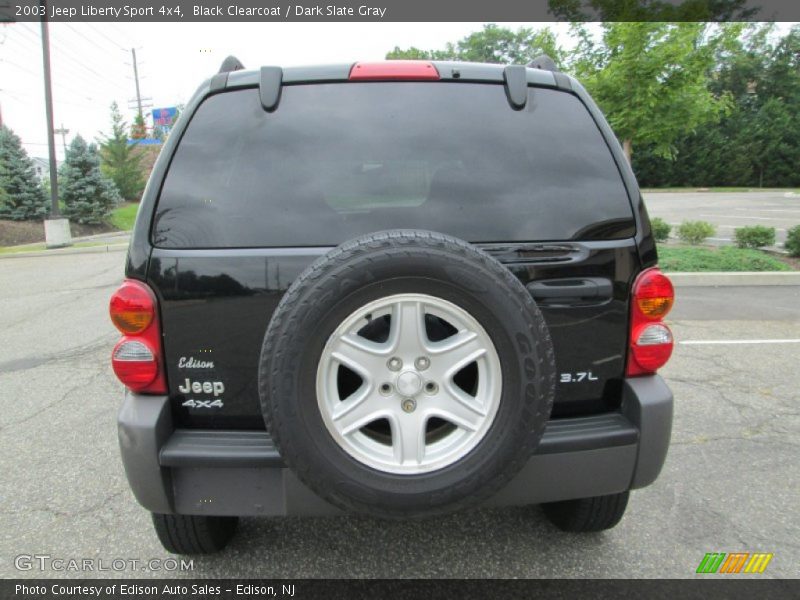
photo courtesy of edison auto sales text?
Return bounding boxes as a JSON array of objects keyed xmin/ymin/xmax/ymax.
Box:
[{"xmin": 15, "ymin": 583, "xmax": 291, "ymax": 597}]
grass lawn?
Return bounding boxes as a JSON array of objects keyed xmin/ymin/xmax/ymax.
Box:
[
  {"xmin": 109, "ymin": 202, "xmax": 139, "ymax": 231},
  {"xmin": 658, "ymin": 245, "xmax": 793, "ymax": 272}
]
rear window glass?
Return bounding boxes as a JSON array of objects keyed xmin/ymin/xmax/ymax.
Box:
[{"xmin": 154, "ymin": 83, "xmax": 634, "ymax": 248}]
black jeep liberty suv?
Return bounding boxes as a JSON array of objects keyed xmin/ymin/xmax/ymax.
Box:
[{"xmin": 110, "ymin": 57, "xmax": 675, "ymax": 554}]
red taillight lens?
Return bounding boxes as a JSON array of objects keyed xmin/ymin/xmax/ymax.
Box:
[
  {"xmin": 109, "ymin": 279, "xmax": 166, "ymax": 394},
  {"xmin": 627, "ymin": 268, "xmax": 675, "ymax": 376},
  {"xmin": 110, "ymin": 280, "xmax": 155, "ymax": 334},
  {"xmin": 349, "ymin": 61, "xmax": 440, "ymax": 81}
]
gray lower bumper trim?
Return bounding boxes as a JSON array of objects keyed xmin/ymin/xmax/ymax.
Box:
[
  {"xmin": 621, "ymin": 375, "xmax": 674, "ymax": 488},
  {"xmin": 159, "ymin": 412, "xmax": 638, "ymax": 468},
  {"xmin": 117, "ymin": 390, "xmax": 173, "ymax": 514},
  {"xmin": 160, "ymin": 429, "xmax": 282, "ymax": 467},
  {"xmin": 118, "ymin": 375, "xmax": 673, "ymax": 516}
]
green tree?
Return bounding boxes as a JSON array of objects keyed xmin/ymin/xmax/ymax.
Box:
[
  {"xmin": 0, "ymin": 125, "xmax": 48, "ymax": 220},
  {"xmin": 387, "ymin": 24, "xmax": 566, "ymax": 68},
  {"xmin": 632, "ymin": 24, "xmax": 800, "ymax": 188},
  {"xmin": 59, "ymin": 135, "xmax": 121, "ymax": 224},
  {"xmin": 549, "ymin": 0, "xmax": 758, "ymax": 21},
  {"xmin": 572, "ymin": 22, "xmax": 737, "ymax": 163},
  {"xmin": 98, "ymin": 102, "xmax": 145, "ymax": 202}
]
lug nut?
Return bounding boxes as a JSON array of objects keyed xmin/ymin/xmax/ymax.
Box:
[
  {"xmin": 387, "ymin": 357, "xmax": 403, "ymax": 371},
  {"xmin": 401, "ymin": 398, "xmax": 417, "ymax": 413},
  {"xmin": 415, "ymin": 356, "xmax": 430, "ymax": 370}
]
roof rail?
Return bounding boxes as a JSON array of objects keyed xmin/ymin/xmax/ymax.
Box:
[
  {"xmin": 527, "ymin": 55, "xmax": 558, "ymax": 72},
  {"xmin": 218, "ymin": 56, "xmax": 246, "ymax": 74}
]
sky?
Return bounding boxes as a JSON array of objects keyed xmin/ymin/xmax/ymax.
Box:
[
  {"xmin": 0, "ymin": 21, "xmax": 576, "ymax": 161},
  {"xmin": 0, "ymin": 21, "xmax": 795, "ymax": 162}
]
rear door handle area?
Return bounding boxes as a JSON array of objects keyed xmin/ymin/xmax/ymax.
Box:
[{"xmin": 527, "ymin": 277, "xmax": 614, "ymax": 303}]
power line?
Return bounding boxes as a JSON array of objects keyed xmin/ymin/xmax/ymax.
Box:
[
  {"xmin": 101, "ymin": 23, "xmax": 139, "ymax": 49},
  {"xmin": 3, "ymin": 27, "xmax": 105, "ymax": 85},
  {"xmin": 14, "ymin": 22, "xmax": 130, "ymax": 95},
  {"xmin": 87, "ymin": 23, "xmax": 131, "ymax": 51},
  {"xmin": 0, "ymin": 87, "xmax": 101, "ymax": 110},
  {"xmin": 1, "ymin": 59, "xmax": 103, "ymax": 103},
  {"xmin": 62, "ymin": 23, "xmax": 120, "ymax": 54}
]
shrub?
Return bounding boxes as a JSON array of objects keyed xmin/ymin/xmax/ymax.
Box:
[
  {"xmin": 734, "ymin": 225, "xmax": 776, "ymax": 248},
  {"xmin": 60, "ymin": 135, "xmax": 121, "ymax": 224},
  {"xmin": 98, "ymin": 102, "xmax": 145, "ymax": 202},
  {"xmin": 677, "ymin": 220, "xmax": 716, "ymax": 245},
  {"xmin": 0, "ymin": 125, "xmax": 49, "ymax": 220},
  {"xmin": 650, "ymin": 217, "xmax": 671, "ymax": 242},
  {"xmin": 786, "ymin": 225, "xmax": 800, "ymax": 257}
]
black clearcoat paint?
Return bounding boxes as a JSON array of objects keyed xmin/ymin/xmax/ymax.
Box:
[{"xmin": 125, "ymin": 63, "xmax": 653, "ymax": 429}]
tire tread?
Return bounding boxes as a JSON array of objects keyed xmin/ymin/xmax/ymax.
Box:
[
  {"xmin": 151, "ymin": 513, "xmax": 238, "ymax": 554},
  {"xmin": 542, "ymin": 492, "xmax": 630, "ymax": 532}
]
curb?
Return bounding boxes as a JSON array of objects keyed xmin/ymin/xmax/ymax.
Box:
[
  {"xmin": 667, "ymin": 271, "xmax": 800, "ymax": 287},
  {"xmin": 3, "ymin": 230, "xmax": 130, "ymax": 250},
  {"xmin": 0, "ymin": 243, "xmax": 128, "ymax": 259},
  {"xmin": 71, "ymin": 231, "xmax": 130, "ymax": 243}
]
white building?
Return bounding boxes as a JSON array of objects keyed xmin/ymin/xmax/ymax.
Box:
[{"xmin": 30, "ymin": 157, "xmax": 62, "ymax": 180}]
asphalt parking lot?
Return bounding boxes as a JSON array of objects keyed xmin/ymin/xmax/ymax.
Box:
[
  {"xmin": 644, "ymin": 190, "xmax": 800, "ymax": 247},
  {"xmin": 0, "ymin": 251, "xmax": 798, "ymax": 579}
]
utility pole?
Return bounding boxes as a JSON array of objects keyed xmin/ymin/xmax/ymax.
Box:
[
  {"xmin": 131, "ymin": 48, "xmax": 143, "ymax": 117},
  {"xmin": 53, "ymin": 123, "xmax": 69, "ymax": 154},
  {"xmin": 40, "ymin": 7, "xmax": 59, "ymax": 217},
  {"xmin": 40, "ymin": 1, "xmax": 71, "ymax": 248}
]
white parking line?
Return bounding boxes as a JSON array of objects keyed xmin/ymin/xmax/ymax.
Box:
[
  {"xmin": 680, "ymin": 339, "xmax": 800, "ymax": 345},
  {"xmin": 667, "ymin": 222, "xmax": 786, "ymax": 232},
  {"xmin": 735, "ymin": 208, "xmax": 800, "ymax": 214},
  {"xmin": 701, "ymin": 214, "xmax": 787, "ymax": 221}
]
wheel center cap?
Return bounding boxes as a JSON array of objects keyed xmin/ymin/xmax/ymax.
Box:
[{"xmin": 396, "ymin": 370, "xmax": 423, "ymax": 397}]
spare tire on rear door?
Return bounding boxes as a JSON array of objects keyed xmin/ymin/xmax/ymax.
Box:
[{"xmin": 259, "ymin": 230, "xmax": 555, "ymax": 518}]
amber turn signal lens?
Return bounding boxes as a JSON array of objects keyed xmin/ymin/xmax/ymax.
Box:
[
  {"xmin": 109, "ymin": 280, "xmax": 155, "ymax": 334},
  {"xmin": 637, "ymin": 296, "xmax": 674, "ymax": 319}
]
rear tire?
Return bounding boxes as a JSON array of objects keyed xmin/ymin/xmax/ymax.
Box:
[
  {"xmin": 151, "ymin": 513, "xmax": 238, "ymax": 554},
  {"xmin": 259, "ymin": 229, "xmax": 555, "ymax": 518},
  {"xmin": 542, "ymin": 492, "xmax": 629, "ymax": 532}
]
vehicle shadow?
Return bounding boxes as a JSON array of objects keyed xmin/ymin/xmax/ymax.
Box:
[{"xmin": 189, "ymin": 506, "xmax": 618, "ymax": 578}]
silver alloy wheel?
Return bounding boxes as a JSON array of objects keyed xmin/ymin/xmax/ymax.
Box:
[{"xmin": 316, "ymin": 293, "xmax": 502, "ymax": 475}]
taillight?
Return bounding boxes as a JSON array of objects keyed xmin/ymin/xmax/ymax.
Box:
[
  {"xmin": 349, "ymin": 61, "xmax": 440, "ymax": 81},
  {"xmin": 627, "ymin": 268, "xmax": 675, "ymax": 376},
  {"xmin": 109, "ymin": 279, "xmax": 167, "ymax": 393},
  {"xmin": 110, "ymin": 280, "xmax": 154, "ymax": 333}
]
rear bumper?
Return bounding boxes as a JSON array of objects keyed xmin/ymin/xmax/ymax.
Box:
[{"xmin": 118, "ymin": 375, "xmax": 673, "ymax": 516}]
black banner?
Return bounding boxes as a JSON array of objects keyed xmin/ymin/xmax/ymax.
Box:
[
  {"xmin": 1, "ymin": 0, "xmax": 799, "ymax": 22},
  {"xmin": 3, "ymin": 579, "xmax": 800, "ymax": 600}
]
